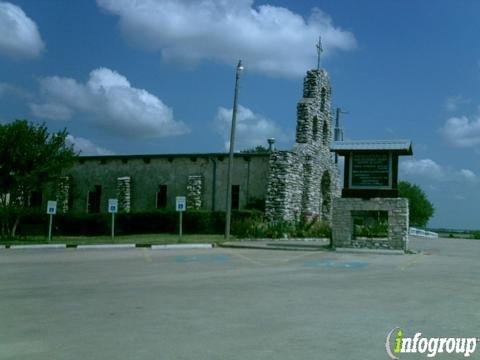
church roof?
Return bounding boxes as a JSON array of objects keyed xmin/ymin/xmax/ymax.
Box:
[{"xmin": 330, "ymin": 140, "xmax": 413, "ymax": 155}]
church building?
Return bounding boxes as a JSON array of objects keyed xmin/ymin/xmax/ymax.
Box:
[{"xmin": 44, "ymin": 64, "xmax": 341, "ymax": 222}]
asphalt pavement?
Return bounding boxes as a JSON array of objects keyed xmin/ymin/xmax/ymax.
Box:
[{"xmin": 0, "ymin": 237, "xmax": 478, "ymax": 360}]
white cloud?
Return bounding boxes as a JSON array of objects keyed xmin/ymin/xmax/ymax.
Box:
[
  {"xmin": 66, "ymin": 135, "xmax": 114, "ymax": 156},
  {"xmin": 440, "ymin": 116, "xmax": 480, "ymax": 148},
  {"xmin": 30, "ymin": 67, "xmax": 189, "ymax": 138},
  {"xmin": 29, "ymin": 102, "xmax": 72, "ymax": 121},
  {"xmin": 0, "ymin": 1, "xmax": 44, "ymax": 59},
  {"xmin": 445, "ymin": 95, "xmax": 470, "ymax": 112},
  {"xmin": 97, "ymin": 0, "xmax": 356, "ymax": 78},
  {"xmin": 402, "ymin": 158, "xmax": 445, "ymax": 180},
  {"xmin": 401, "ymin": 158, "xmax": 478, "ymax": 183},
  {"xmin": 459, "ymin": 169, "xmax": 477, "ymax": 182},
  {"xmin": 214, "ymin": 104, "xmax": 289, "ymax": 151}
]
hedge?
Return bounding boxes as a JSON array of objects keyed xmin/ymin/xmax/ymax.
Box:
[{"xmin": 15, "ymin": 209, "xmax": 263, "ymax": 237}]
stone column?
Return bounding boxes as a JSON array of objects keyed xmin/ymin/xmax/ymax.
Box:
[
  {"xmin": 117, "ymin": 176, "xmax": 131, "ymax": 213},
  {"xmin": 56, "ymin": 176, "xmax": 71, "ymax": 213},
  {"xmin": 187, "ymin": 175, "xmax": 203, "ymax": 210}
]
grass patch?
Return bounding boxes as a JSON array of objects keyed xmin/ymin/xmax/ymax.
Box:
[
  {"xmin": 0, "ymin": 233, "xmax": 228, "ymax": 246},
  {"xmin": 437, "ymin": 232, "xmax": 480, "ymax": 240}
]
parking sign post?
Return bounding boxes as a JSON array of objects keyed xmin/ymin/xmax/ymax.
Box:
[
  {"xmin": 46, "ymin": 201, "xmax": 57, "ymax": 242},
  {"xmin": 175, "ymin": 196, "xmax": 186, "ymax": 239},
  {"xmin": 108, "ymin": 199, "xmax": 118, "ymax": 240}
]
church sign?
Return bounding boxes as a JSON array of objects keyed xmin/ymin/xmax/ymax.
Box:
[
  {"xmin": 350, "ymin": 153, "xmax": 391, "ymax": 188},
  {"xmin": 331, "ymin": 140, "xmax": 412, "ymax": 198}
]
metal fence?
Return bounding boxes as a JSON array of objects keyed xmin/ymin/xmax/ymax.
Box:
[{"xmin": 409, "ymin": 227, "xmax": 438, "ymax": 239}]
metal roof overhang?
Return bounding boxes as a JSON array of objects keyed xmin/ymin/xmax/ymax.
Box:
[{"xmin": 330, "ymin": 140, "xmax": 413, "ymax": 156}]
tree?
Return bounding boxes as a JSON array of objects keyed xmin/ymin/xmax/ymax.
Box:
[
  {"xmin": 398, "ymin": 181, "xmax": 435, "ymax": 227},
  {"xmin": 0, "ymin": 120, "xmax": 75, "ymax": 238},
  {"xmin": 240, "ymin": 145, "xmax": 270, "ymax": 153}
]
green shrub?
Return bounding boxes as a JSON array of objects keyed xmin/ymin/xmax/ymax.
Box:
[
  {"xmin": 15, "ymin": 209, "xmax": 263, "ymax": 237},
  {"xmin": 231, "ymin": 216, "xmax": 331, "ymax": 239},
  {"xmin": 15, "ymin": 209, "xmax": 331, "ymax": 238},
  {"xmin": 244, "ymin": 198, "xmax": 265, "ymax": 212},
  {"xmin": 57, "ymin": 213, "xmax": 110, "ymax": 236},
  {"xmin": 295, "ymin": 218, "xmax": 331, "ymax": 238},
  {"xmin": 471, "ymin": 231, "xmax": 480, "ymax": 240}
]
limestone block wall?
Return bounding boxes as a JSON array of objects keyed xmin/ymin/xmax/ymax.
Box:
[
  {"xmin": 265, "ymin": 151, "xmax": 303, "ymax": 221},
  {"xmin": 187, "ymin": 175, "xmax": 203, "ymax": 210},
  {"xmin": 332, "ymin": 197, "xmax": 409, "ymax": 251}
]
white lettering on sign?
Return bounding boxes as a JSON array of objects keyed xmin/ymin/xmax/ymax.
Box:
[
  {"xmin": 47, "ymin": 200, "xmax": 57, "ymax": 215},
  {"xmin": 176, "ymin": 196, "xmax": 186, "ymax": 212},
  {"xmin": 108, "ymin": 199, "xmax": 118, "ymax": 213}
]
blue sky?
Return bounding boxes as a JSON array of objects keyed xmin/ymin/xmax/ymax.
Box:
[{"xmin": 1, "ymin": 0, "xmax": 480, "ymax": 229}]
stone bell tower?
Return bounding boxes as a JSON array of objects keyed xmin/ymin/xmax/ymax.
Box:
[{"xmin": 265, "ymin": 45, "xmax": 340, "ymax": 222}]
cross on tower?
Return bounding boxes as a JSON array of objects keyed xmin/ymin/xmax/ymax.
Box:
[{"xmin": 316, "ymin": 36, "xmax": 323, "ymax": 70}]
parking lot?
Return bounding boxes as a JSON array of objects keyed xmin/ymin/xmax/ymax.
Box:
[{"xmin": 0, "ymin": 237, "xmax": 479, "ymax": 359}]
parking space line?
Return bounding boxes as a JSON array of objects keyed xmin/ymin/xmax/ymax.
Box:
[
  {"xmin": 280, "ymin": 251, "xmax": 321, "ymax": 264},
  {"xmin": 221, "ymin": 249, "xmax": 264, "ymax": 266},
  {"xmin": 142, "ymin": 248, "xmax": 152, "ymax": 263},
  {"xmin": 398, "ymin": 254, "xmax": 424, "ymax": 271}
]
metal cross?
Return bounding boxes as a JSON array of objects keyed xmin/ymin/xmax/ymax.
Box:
[{"xmin": 316, "ymin": 36, "xmax": 323, "ymax": 70}]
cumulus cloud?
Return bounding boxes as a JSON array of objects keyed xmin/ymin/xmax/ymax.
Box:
[
  {"xmin": 401, "ymin": 158, "xmax": 478, "ymax": 183},
  {"xmin": 97, "ymin": 0, "xmax": 356, "ymax": 78},
  {"xmin": 29, "ymin": 102, "xmax": 72, "ymax": 121},
  {"xmin": 66, "ymin": 135, "xmax": 114, "ymax": 156},
  {"xmin": 440, "ymin": 116, "xmax": 480, "ymax": 148},
  {"xmin": 459, "ymin": 169, "xmax": 477, "ymax": 182},
  {"xmin": 214, "ymin": 104, "xmax": 290, "ymax": 151},
  {"xmin": 402, "ymin": 158, "xmax": 445, "ymax": 180},
  {"xmin": 0, "ymin": 1, "xmax": 44, "ymax": 59},
  {"xmin": 30, "ymin": 67, "xmax": 189, "ymax": 138}
]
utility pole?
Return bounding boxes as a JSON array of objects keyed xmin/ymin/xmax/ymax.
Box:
[{"xmin": 225, "ymin": 60, "xmax": 244, "ymax": 240}]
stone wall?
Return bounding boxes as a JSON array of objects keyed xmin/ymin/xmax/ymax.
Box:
[
  {"xmin": 56, "ymin": 153, "xmax": 269, "ymax": 213},
  {"xmin": 265, "ymin": 151, "xmax": 303, "ymax": 221},
  {"xmin": 332, "ymin": 197, "xmax": 409, "ymax": 251},
  {"xmin": 266, "ymin": 68, "xmax": 340, "ymax": 223}
]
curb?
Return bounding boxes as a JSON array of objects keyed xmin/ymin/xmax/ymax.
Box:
[
  {"xmin": 219, "ymin": 243, "xmax": 328, "ymax": 252},
  {"xmin": 76, "ymin": 244, "xmax": 136, "ymax": 250},
  {"xmin": 151, "ymin": 244, "xmax": 213, "ymax": 250},
  {"xmin": 1, "ymin": 243, "xmax": 214, "ymax": 251},
  {"xmin": 335, "ymin": 248, "xmax": 405, "ymax": 255},
  {"xmin": 9, "ymin": 244, "xmax": 66, "ymax": 250}
]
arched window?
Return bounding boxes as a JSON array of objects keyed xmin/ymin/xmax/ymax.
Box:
[
  {"xmin": 320, "ymin": 87, "xmax": 326, "ymax": 112},
  {"xmin": 312, "ymin": 116, "xmax": 319, "ymax": 141},
  {"xmin": 320, "ymin": 171, "xmax": 331, "ymax": 220},
  {"xmin": 322, "ymin": 120, "xmax": 329, "ymax": 146}
]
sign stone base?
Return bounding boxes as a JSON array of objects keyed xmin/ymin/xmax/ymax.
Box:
[{"xmin": 332, "ymin": 197, "xmax": 409, "ymax": 251}]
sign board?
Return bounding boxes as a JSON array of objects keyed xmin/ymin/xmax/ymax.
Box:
[
  {"xmin": 108, "ymin": 199, "xmax": 118, "ymax": 213},
  {"xmin": 47, "ymin": 200, "xmax": 57, "ymax": 215},
  {"xmin": 176, "ymin": 196, "xmax": 186, "ymax": 212},
  {"xmin": 350, "ymin": 153, "xmax": 391, "ymax": 188}
]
